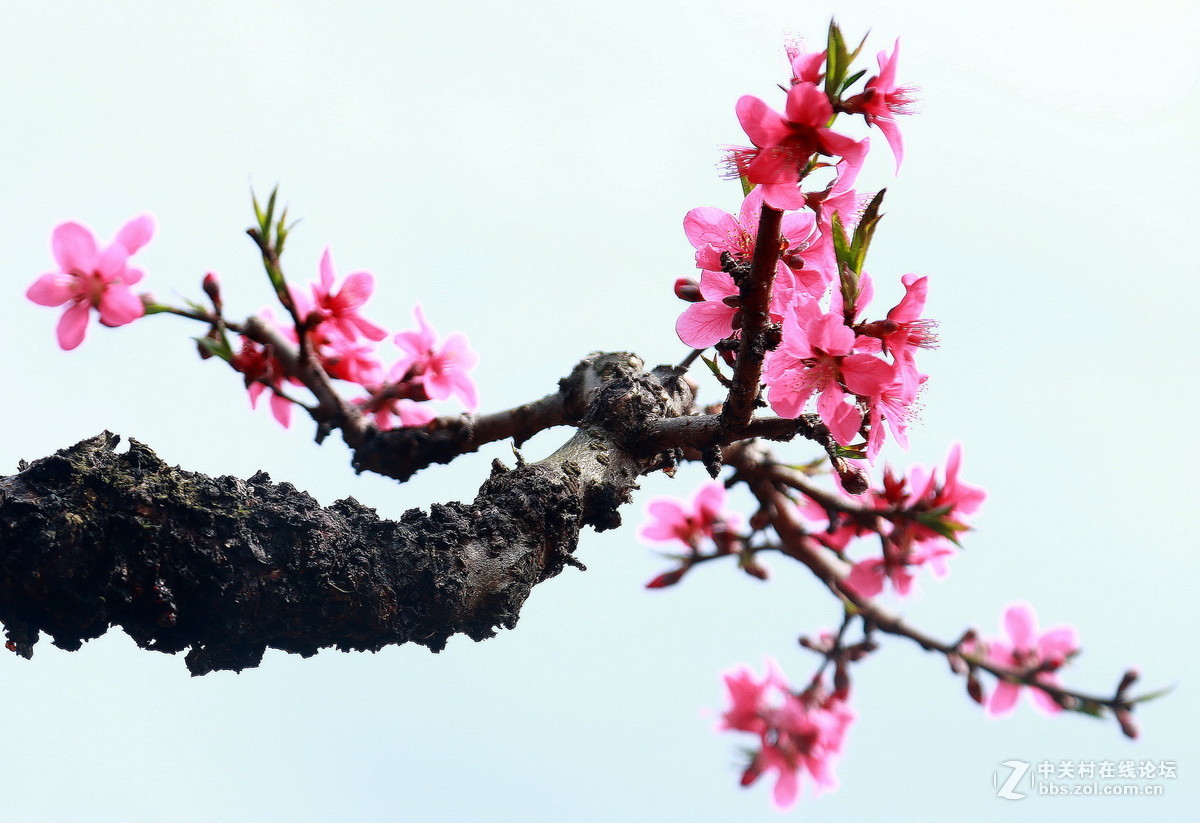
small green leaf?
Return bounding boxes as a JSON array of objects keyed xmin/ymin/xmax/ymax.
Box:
[
  {"xmin": 825, "ymin": 20, "xmax": 848, "ymax": 98},
  {"xmin": 833, "ymin": 443, "xmax": 866, "ymax": 459},
  {"xmin": 1128, "ymin": 686, "xmax": 1174, "ymax": 705},
  {"xmin": 195, "ymin": 334, "xmax": 233, "ymax": 364},
  {"xmin": 700, "ymin": 353, "xmax": 725, "ymax": 380},
  {"xmin": 840, "ymin": 69, "xmax": 867, "ymax": 94}
]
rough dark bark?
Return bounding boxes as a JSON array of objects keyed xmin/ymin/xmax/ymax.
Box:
[{"xmin": 0, "ymin": 353, "xmax": 692, "ymax": 675}]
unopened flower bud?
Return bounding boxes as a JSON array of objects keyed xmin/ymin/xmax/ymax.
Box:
[
  {"xmin": 749, "ymin": 509, "xmax": 770, "ymax": 531},
  {"xmin": 645, "ymin": 567, "xmax": 687, "ymax": 589},
  {"xmin": 1117, "ymin": 667, "xmax": 1140, "ymax": 695},
  {"xmin": 202, "ymin": 271, "xmax": 223, "ymax": 310},
  {"xmin": 713, "ymin": 528, "xmax": 740, "ymax": 554},
  {"xmin": 834, "ymin": 459, "xmax": 870, "ymax": 495},
  {"xmin": 674, "ymin": 277, "xmax": 703, "ymax": 302},
  {"xmin": 1116, "ymin": 709, "xmax": 1139, "ymax": 740},
  {"xmin": 966, "ymin": 671, "xmax": 985, "ymax": 705},
  {"xmin": 741, "ymin": 559, "xmax": 769, "ymax": 580}
]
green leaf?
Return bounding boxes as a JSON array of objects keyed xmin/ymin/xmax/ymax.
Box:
[
  {"xmin": 840, "ymin": 69, "xmax": 867, "ymax": 94},
  {"xmin": 739, "ymin": 172, "xmax": 754, "ymax": 198},
  {"xmin": 194, "ymin": 334, "xmax": 233, "ymax": 363},
  {"xmin": 1066, "ymin": 699, "xmax": 1106, "ymax": 718},
  {"xmin": 830, "ymin": 212, "xmax": 851, "ymax": 265},
  {"xmin": 1129, "ymin": 686, "xmax": 1175, "ymax": 705},
  {"xmin": 833, "ymin": 443, "xmax": 866, "ymax": 459},
  {"xmin": 824, "ymin": 20, "xmax": 848, "ymax": 98},
  {"xmin": 849, "ymin": 188, "xmax": 887, "ymax": 274},
  {"xmin": 700, "ymin": 353, "xmax": 725, "ymax": 381},
  {"xmin": 912, "ymin": 509, "xmax": 970, "ymax": 545}
]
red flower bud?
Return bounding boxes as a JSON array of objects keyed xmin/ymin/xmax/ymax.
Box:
[
  {"xmin": 645, "ymin": 567, "xmax": 687, "ymax": 589},
  {"xmin": 674, "ymin": 277, "xmax": 703, "ymax": 302}
]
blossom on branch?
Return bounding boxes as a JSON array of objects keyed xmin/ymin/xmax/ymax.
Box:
[
  {"xmin": 981, "ymin": 603, "xmax": 1079, "ymax": 716},
  {"xmin": 842, "ymin": 39, "xmax": 916, "ymax": 171},
  {"xmin": 764, "ymin": 309, "xmax": 895, "ymax": 444},
  {"xmin": 392, "ymin": 305, "xmax": 480, "ymax": 412},
  {"xmin": 295, "ymin": 247, "xmax": 388, "ymax": 342},
  {"xmin": 230, "ymin": 335, "xmax": 295, "ymax": 428},
  {"xmin": 639, "ymin": 480, "xmax": 739, "ymax": 551},
  {"xmin": 719, "ymin": 659, "xmax": 853, "ymax": 809},
  {"xmin": 731, "ymin": 82, "xmax": 863, "ymax": 211},
  {"xmin": 27, "ymin": 214, "xmax": 155, "ymax": 350}
]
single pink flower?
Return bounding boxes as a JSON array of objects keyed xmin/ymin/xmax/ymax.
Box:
[
  {"xmin": 983, "ymin": 603, "xmax": 1079, "ymax": 716},
  {"xmin": 731, "ymin": 82, "xmax": 864, "ymax": 210},
  {"xmin": 230, "ymin": 335, "xmax": 295, "ymax": 428},
  {"xmin": 27, "ymin": 214, "xmax": 155, "ymax": 350},
  {"xmin": 639, "ymin": 481, "xmax": 740, "ymax": 550},
  {"xmin": 296, "ymin": 247, "xmax": 388, "ymax": 342},
  {"xmin": 906, "ymin": 442, "xmax": 987, "ymax": 525},
  {"xmin": 392, "ymin": 305, "xmax": 480, "ymax": 411},
  {"xmin": 317, "ymin": 333, "xmax": 385, "ymax": 386},
  {"xmin": 862, "ymin": 369, "xmax": 924, "ymax": 462},
  {"xmin": 843, "ymin": 39, "xmax": 916, "ymax": 171},
  {"xmin": 764, "ymin": 310, "xmax": 895, "ymax": 444}
]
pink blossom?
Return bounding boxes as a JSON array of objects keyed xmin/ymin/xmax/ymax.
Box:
[
  {"xmin": 392, "ymin": 305, "xmax": 480, "ymax": 411},
  {"xmin": 317, "ymin": 334, "xmax": 385, "ymax": 386},
  {"xmin": 763, "ymin": 310, "xmax": 895, "ymax": 444},
  {"xmin": 844, "ymin": 39, "xmax": 916, "ymax": 171},
  {"xmin": 675, "ymin": 271, "xmax": 740, "ymax": 349},
  {"xmin": 856, "ymin": 273, "xmax": 939, "ymax": 377},
  {"xmin": 27, "ymin": 214, "xmax": 155, "ymax": 350},
  {"xmin": 785, "ymin": 42, "xmax": 826, "ymax": 85},
  {"xmin": 683, "ymin": 187, "xmax": 831, "ymax": 297},
  {"xmin": 862, "ymin": 369, "xmax": 924, "ymax": 462},
  {"xmin": 356, "ymin": 395, "xmax": 437, "ymax": 431},
  {"xmin": 230, "ymin": 336, "xmax": 295, "ymax": 428},
  {"xmin": 817, "ymin": 445, "xmax": 985, "ymax": 595},
  {"xmin": 719, "ymin": 660, "xmax": 853, "ymax": 809},
  {"xmin": 297, "ymin": 247, "xmax": 388, "ymax": 342},
  {"xmin": 842, "ymin": 539, "xmax": 954, "ymax": 599},
  {"xmin": 905, "ymin": 442, "xmax": 987, "ymax": 527},
  {"xmin": 983, "ymin": 603, "xmax": 1079, "ymax": 716},
  {"xmin": 639, "ymin": 481, "xmax": 739, "ymax": 550},
  {"xmin": 732, "ymin": 82, "xmax": 864, "ymax": 210}
]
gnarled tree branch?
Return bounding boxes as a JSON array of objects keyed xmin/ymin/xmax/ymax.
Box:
[{"xmin": 0, "ymin": 353, "xmax": 692, "ymax": 675}]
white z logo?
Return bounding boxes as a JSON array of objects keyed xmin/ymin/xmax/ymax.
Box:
[{"xmin": 994, "ymin": 760, "xmax": 1030, "ymax": 800}]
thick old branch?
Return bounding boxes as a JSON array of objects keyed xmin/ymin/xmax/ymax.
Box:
[{"xmin": 0, "ymin": 354, "xmax": 692, "ymax": 675}]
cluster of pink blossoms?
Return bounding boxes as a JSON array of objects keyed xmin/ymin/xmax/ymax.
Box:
[
  {"xmin": 26, "ymin": 220, "xmax": 479, "ymax": 430},
  {"xmin": 227, "ymin": 248, "xmax": 479, "ymax": 429},
  {"xmin": 676, "ymin": 38, "xmax": 930, "ymax": 461},
  {"xmin": 798, "ymin": 442, "xmax": 986, "ymax": 598},
  {"xmin": 720, "ymin": 659, "xmax": 853, "ymax": 809}
]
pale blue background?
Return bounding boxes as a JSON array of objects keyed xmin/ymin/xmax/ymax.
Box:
[{"xmin": 1, "ymin": 2, "xmax": 1196, "ymax": 821}]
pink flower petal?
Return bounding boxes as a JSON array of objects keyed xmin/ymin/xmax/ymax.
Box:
[
  {"xmin": 97, "ymin": 284, "xmax": 145, "ymax": 327},
  {"xmin": 26, "ymin": 273, "xmax": 76, "ymax": 307},
  {"xmin": 56, "ymin": 300, "xmax": 91, "ymax": 350},
  {"xmin": 989, "ymin": 681, "xmax": 1020, "ymax": 716},
  {"xmin": 113, "ymin": 213, "xmax": 156, "ymax": 254},
  {"xmin": 1004, "ymin": 603, "xmax": 1037, "ymax": 650},
  {"xmin": 676, "ymin": 301, "xmax": 736, "ymax": 348},
  {"xmin": 51, "ymin": 222, "xmax": 98, "ymax": 273}
]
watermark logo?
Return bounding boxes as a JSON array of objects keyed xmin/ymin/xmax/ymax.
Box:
[
  {"xmin": 993, "ymin": 758, "xmax": 1176, "ymax": 799},
  {"xmin": 994, "ymin": 760, "xmax": 1030, "ymax": 800}
]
